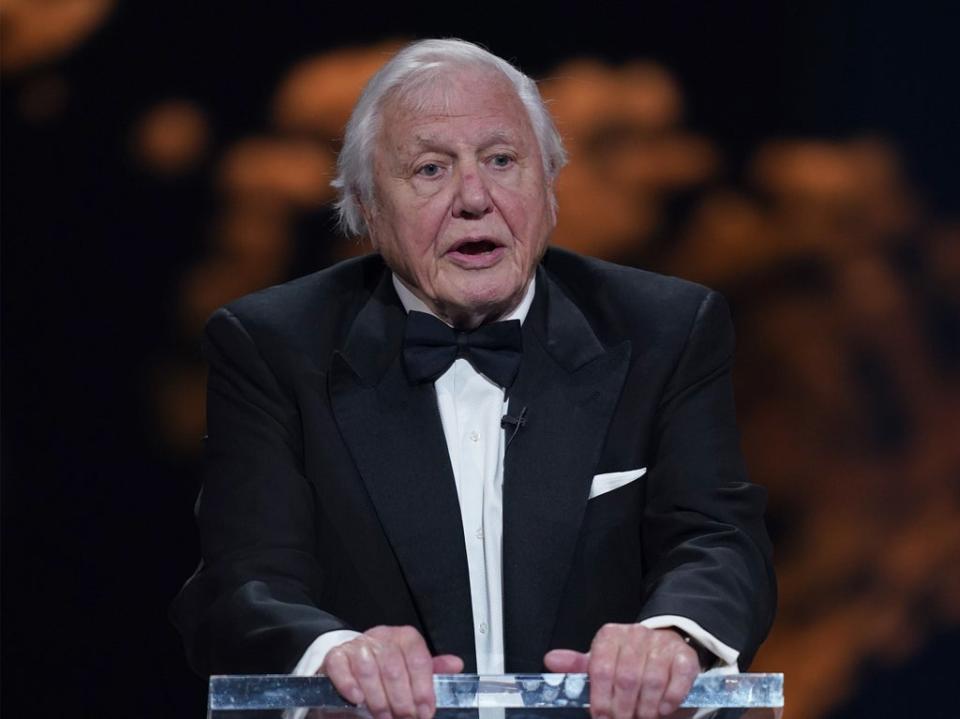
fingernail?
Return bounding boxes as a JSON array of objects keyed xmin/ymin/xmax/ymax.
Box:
[
  {"xmin": 658, "ymin": 703, "xmax": 672, "ymax": 716},
  {"xmin": 417, "ymin": 703, "xmax": 431, "ymax": 719}
]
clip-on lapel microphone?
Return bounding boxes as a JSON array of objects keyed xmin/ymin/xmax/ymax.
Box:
[{"xmin": 501, "ymin": 406, "xmax": 528, "ymax": 450}]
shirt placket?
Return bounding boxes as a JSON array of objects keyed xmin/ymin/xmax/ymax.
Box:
[{"xmin": 453, "ymin": 360, "xmax": 492, "ymax": 669}]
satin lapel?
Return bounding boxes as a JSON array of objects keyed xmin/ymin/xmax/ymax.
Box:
[
  {"xmin": 502, "ymin": 267, "xmax": 631, "ymax": 670},
  {"xmin": 328, "ymin": 271, "xmax": 476, "ymax": 669}
]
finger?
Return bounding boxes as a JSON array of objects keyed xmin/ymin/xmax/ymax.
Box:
[
  {"xmin": 657, "ymin": 649, "xmax": 699, "ymax": 716},
  {"xmin": 636, "ymin": 649, "xmax": 671, "ymax": 719},
  {"xmin": 373, "ymin": 638, "xmax": 417, "ymax": 719},
  {"xmin": 544, "ymin": 649, "xmax": 589, "ymax": 673},
  {"xmin": 395, "ymin": 627, "xmax": 436, "ymax": 719},
  {"xmin": 610, "ymin": 639, "xmax": 643, "ymax": 719},
  {"xmin": 432, "ymin": 654, "xmax": 464, "ymax": 674},
  {"xmin": 348, "ymin": 642, "xmax": 390, "ymax": 719},
  {"xmin": 588, "ymin": 626, "xmax": 622, "ymax": 719},
  {"xmin": 323, "ymin": 646, "xmax": 364, "ymax": 705}
]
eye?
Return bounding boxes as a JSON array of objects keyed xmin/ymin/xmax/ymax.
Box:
[
  {"xmin": 490, "ymin": 154, "xmax": 514, "ymax": 169},
  {"xmin": 416, "ymin": 162, "xmax": 442, "ymax": 178}
]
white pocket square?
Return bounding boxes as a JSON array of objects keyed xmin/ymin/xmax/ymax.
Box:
[{"xmin": 588, "ymin": 467, "xmax": 647, "ymax": 499}]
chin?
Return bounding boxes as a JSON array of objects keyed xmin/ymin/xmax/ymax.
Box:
[
  {"xmin": 461, "ymin": 281, "xmax": 511, "ymax": 305},
  {"xmin": 472, "ymin": 292, "xmax": 523, "ymax": 319}
]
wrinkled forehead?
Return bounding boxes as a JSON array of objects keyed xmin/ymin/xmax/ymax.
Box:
[{"xmin": 379, "ymin": 65, "xmax": 533, "ymax": 138}]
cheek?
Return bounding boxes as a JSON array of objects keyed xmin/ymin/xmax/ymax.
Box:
[
  {"xmin": 409, "ymin": 191, "xmax": 452, "ymax": 236},
  {"xmin": 390, "ymin": 202, "xmax": 457, "ymax": 287},
  {"xmin": 379, "ymin": 195, "xmax": 448, "ymax": 255},
  {"xmin": 499, "ymin": 191, "xmax": 552, "ymax": 250}
]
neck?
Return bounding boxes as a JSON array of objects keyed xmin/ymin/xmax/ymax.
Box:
[{"xmin": 395, "ymin": 276, "xmax": 533, "ymax": 330}]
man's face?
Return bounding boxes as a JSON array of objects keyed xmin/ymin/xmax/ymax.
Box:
[{"xmin": 363, "ymin": 69, "xmax": 555, "ymax": 328}]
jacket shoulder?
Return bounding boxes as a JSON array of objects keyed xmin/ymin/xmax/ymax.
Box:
[
  {"xmin": 541, "ymin": 248, "xmax": 716, "ymax": 339},
  {"xmin": 210, "ymin": 254, "xmax": 387, "ymax": 362}
]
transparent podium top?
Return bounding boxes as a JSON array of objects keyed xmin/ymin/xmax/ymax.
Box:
[{"xmin": 209, "ymin": 673, "xmax": 783, "ymax": 719}]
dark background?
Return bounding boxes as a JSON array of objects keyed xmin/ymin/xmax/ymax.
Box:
[{"xmin": 3, "ymin": 2, "xmax": 958, "ymax": 716}]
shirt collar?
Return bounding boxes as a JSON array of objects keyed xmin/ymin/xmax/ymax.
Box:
[{"xmin": 391, "ymin": 273, "xmax": 536, "ymax": 326}]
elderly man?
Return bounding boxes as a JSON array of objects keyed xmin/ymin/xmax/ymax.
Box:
[{"xmin": 173, "ymin": 39, "xmax": 775, "ymax": 719}]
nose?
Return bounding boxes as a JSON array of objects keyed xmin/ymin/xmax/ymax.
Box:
[{"xmin": 451, "ymin": 164, "xmax": 493, "ymax": 219}]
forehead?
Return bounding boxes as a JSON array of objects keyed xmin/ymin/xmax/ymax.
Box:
[{"xmin": 379, "ymin": 69, "xmax": 536, "ymax": 151}]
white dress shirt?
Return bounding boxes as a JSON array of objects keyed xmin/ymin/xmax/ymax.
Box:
[{"xmin": 290, "ymin": 275, "xmax": 739, "ymax": 678}]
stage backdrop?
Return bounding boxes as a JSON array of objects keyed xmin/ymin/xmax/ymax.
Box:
[{"xmin": 3, "ymin": 2, "xmax": 958, "ymax": 717}]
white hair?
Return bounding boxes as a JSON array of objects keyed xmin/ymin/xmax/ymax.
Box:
[{"xmin": 332, "ymin": 38, "xmax": 568, "ymax": 236}]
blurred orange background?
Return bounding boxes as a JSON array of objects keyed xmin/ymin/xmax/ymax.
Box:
[{"xmin": 2, "ymin": 3, "xmax": 957, "ymax": 717}]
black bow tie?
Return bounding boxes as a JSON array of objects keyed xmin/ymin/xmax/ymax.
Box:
[{"xmin": 402, "ymin": 311, "xmax": 523, "ymax": 388}]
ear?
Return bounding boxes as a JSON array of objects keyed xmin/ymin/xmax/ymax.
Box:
[{"xmin": 546, "ymin": 181, "xmax": 559, "ymax": 226}]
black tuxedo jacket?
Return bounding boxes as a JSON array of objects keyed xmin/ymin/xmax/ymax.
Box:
[{"xmin": 172, "ymin": 248, "xmax": 776, "ymax": 677}]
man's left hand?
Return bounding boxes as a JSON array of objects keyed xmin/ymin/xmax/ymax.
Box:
[{"xmin": 544, "ymin": 624, "xmax": 700, "ymax": 719}]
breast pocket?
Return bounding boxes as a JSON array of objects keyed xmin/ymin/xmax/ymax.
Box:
[
  {"xmin": 581, "ymin": 468, "xmax": 646, "ymax": 532},
  {"xmin": 588, "ymin": 468, "xmax": 647, "ymax": 499}
]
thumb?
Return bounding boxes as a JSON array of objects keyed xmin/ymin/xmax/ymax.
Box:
[
  {"xmin": 432, "ymin": 654, "xmax": 465, "ymax": 674},
  {"xmin": 543, "ymin": 648, "xmax": 589, "ymax": 673}
]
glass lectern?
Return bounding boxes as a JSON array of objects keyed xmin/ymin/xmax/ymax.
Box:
[{"xmin": 208, "ymin": 673, "xmax": 784, "ymax": 719}]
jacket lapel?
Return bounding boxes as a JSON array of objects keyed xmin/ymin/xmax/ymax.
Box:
[
  {"xmin": 328, "ymin": 270, "xmax": 477, "ymax": 669},
  {"xmin": 502, "ymin": 266, "xmax": 632, "ymax": 670}
]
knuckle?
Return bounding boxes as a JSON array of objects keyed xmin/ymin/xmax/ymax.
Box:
[
  {"xmin": 614, "ymin": 671, "xmax": 639, "ymax": 691},
  {"xmin": 381, "ymin": 662, "xmax": 405, "ymax": 682},
  {"xmin": 674, "ymin": 649, "xmax": 698, "ymax": 671},
  {"xmin": 598, "ymin": 623, "xmax": 624, "ymax": 639},
  {"xmin": 325, "ymin": 661, "xmax": 350, "ymax": 682},
  {"xmin": 407, "ymin": 650, "xmax": 431, "ymax": 669},
  {"xmin": 398, "ymin": 625, "xmax": 421, "ymax": 642},
  {"xmin": 353, "ymin": 652, "xmax": 378, "ymax": 676},
  {"xmin": 326, "ymin": 662, "xmax": 353, "ymax": 686},
  {"xmin": 593, "ymin": 626, "xmax": 609, "ymax": 646},
  {"xmin": 378, "ymin": 650, "xmax": 405, "ymax": 676},
  {"xmin": 591, "ymin": 660, "xmax": 616, "ymax": 682},
  {"xmin": 325, "ymin": 647, "xmax": 347, "ymax": 666},
  {"xmin": 642, "ymin": 672, "xmax": 666, "ymax": 693},
  {"xmin": 354, "ymin": 661, "xmax": 379, "ymax": 679}
]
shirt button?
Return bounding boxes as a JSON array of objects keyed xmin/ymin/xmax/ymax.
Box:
[
  {"xmin": 469, "ymin": 431, "xmax": 480, "ymax": 442},
  {"xmin": 479, "ymin": 622, "xmax": 488, "ymax": 634},
  {"xmin": 475, "ymin": 528, "xmax": 484, "ymax": 540}
]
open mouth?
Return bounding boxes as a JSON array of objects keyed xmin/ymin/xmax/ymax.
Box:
[
  {"xmin": 450, "ymin": 239, "xmax": 500, "ymax": 255},
  {"xmin": 446, "ymin": 238, "xmax": 507, "ymax": 268}
]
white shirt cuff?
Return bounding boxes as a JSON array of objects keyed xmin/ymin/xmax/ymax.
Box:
[
  {"xmin": 289, "ymin": 629, "xmax": 363, "ymax": 676},
  {"xmin": 638, "ymin": 615, "xmax": 740, "ymax": 672}
]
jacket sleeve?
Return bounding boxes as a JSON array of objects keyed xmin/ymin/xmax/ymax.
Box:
[
  {"xmin": 637, "ymin": 290, "xmax": 776, "ymax": 669},
  {"xmin": 170, "ymin": 307, "xmax": 349, "ymax": 676}
]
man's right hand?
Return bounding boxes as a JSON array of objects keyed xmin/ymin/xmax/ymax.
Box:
[{"xmin": 320, "ymin": 625, "xmax": 463, "ymax": 719}]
